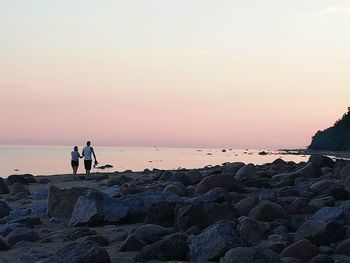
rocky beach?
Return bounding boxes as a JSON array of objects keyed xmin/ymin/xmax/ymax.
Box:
[{"xmin": 1, "ymin": 155, "xmax": 350, "ymax": 262}]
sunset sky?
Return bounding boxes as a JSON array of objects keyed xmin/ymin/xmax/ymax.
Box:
[{"xmin": 1, "ymin": 0, "xmax": 350, "ymax": 148}]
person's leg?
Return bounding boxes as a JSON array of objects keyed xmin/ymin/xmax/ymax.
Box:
[{"xmin": 73, "ymin": 166, "xmax": 78, "ymax": 179}]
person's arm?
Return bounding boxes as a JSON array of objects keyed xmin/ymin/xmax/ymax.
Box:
[{"xmin": 81, "ymin": 149, "xmax": 85, "ymax": 158}]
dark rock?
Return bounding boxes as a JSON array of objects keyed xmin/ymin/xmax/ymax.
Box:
[
  {"xmin": 144, "ymin": 201, "xmax": 176, "ymax": 226},
  {"xmin": 168, "ymin": 172, "xmax": 191, "ymax": 186},
  {"xmin": 0, "ymin": 200, "xmax": 11, "ymax": 219},
  {"xmin": 195, "ymin": 173, "xmax": 243, "ymax": 194},
  {"xmin": 42, "ymin": 241, "xmax": 111, "ymax": 263},
  {"xmin": 119, "ymin": 234, "xmax": 146, "ymax": 251},
  {"xmin": 234, "ymin": 196, "xmax": 260, "ymax": 216},
  {"xmin": 199, "ymin": 187, "xmax": 230, "ymax": 203},
  {"xmin": 5, "ymin": 227, "xmax": 40, "ymax": 246},
  {"xmin": 237, "ymin": 216, "xmax": 269, "ymax": 245},
  {"xmin": 101, "ymin": 187, "xmax": 122, "ymax": 198},
  {"xmin": 0, "ymin": 236, "xmax": 9, "ymax": 251},
  {"xmin": 188, "ymin": 220, "xmax": 240, "ymax": 262},
  {"xmin": 294, "ymin": 219, "xmax": 345, "ymax": 246},
  {"xmin": 175, "ymin": 201, "xmax": 237, "ymax": 230},
  {"xmin": 234, "ymin": 164, "xmax": 257, "ymax": 181},
  {"xmin": 133, "ymin": 224, "xmax": 175, "ymax": 244},
  {"xmin": 296, "ymin": 162, "xmax": 323, "ymax": 178},
  {"xmin": 249, "ymin": 201, "xmax": 288, "ymax": 221},
  {"xmin": 281, "ymin": 239, "xmax": 319, "ymax": 263},
  {"xmin": 309, "ymin": 196, "xmax": 335, "ymax": 210},
  {"xmin": 135, "ymin": 233, "xmax": 189, "ymax": 262},
  {"xmin": 69, "ymin": 189, "xmax": 128, "ymax": 226},
  {"xmin": 0, "ymin": 178, "xmax": 9, "ymax": 194},
  {"xmin": 82, "ymin": 235, "xmax": 109, "ymax": 246},
  {"xmin": 287, "ymin": 198, "xmax": 315, "ymax": 215},
  {"xmin": 47, "ymin": 186, "xmax": 87, "ymax": 219},
  {"xmin": 163, "ymin": 183, "xmax": 186, "ymax": 196},
  {"xmin": 106, "ymin": 175, "xmax": 130, "ymax": 186},
  {"xmin": 222, "ymin": 162, "xmax": 245, "ymax": 174},
  {"xmin": 308, "ymin": 155, "xmax": 335, "ymax": 168},
  {"xmin": 309, "ymin": 180, "xmax": 342, "ymax": 196},
  {"xmin": 65, "ymin": 228, "xmax": 98, "ymax": 241},
  {"xmin": 6, "ymin": 174, "xmax": 36, "ymax": 185},
  {"xmin": 221, "ymin": 247, "xmax": 280, "ymax": 263},
  {"xmin": 309, "ymin": 254, "xmax": 334, "ymax": 263},
  {"xmin": 11, "ymin": 216, "xmax": 43, "ymax": 228},
  {"xmin": 186, "ymin": 170, "xmax": 203, "ymax": 185},
  {"xmin": 311, "ymin": 207, "xmax": 344, "ymax": 223},
  {"xmin": 335, "ymin": 238, "xmax": 350, "ymax": 256},
  {"xmin": 10, "ymin": 182, "xmax": 30, "ymax": 194}
]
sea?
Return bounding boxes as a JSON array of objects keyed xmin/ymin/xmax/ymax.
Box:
[{"xmin": 0, "ymin": 145, "xmax": 310, "ymax": 178}]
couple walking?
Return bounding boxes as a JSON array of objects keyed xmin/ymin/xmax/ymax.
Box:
[{"xmin": 71, "ymin": 141, "xmax": 98, "ymax": 179}]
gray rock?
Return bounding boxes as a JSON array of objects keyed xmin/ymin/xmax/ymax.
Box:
[
  {"xmin": 335, "ymin": 238, "xmax": 350, "ymax": 256},
  {"xmin": 340, "ymin": 164, "xmax": 350, "ymax": 181},
  {"xmin": 220, "ymin": 247, "xmax": 280, "ymax": 263},
  {"xmin": 222, "ymin": 162, "xmax": 245, "ymax": 174},
  {"xmin": 281, "ymin": 239, "xmax": 318, "ymax": 263},
  {"xmin": 309, "ymin": 254, "xmax": 334, "ymax": 263},
  {"xmin": 119, "ymin": 234, "xmax": 146, "ymax": 251},
  {"xmin": 42, "ymin": 241, "xmax": 111, "ymax": 263},
  {"xmin": 234, "ymin": 164, "xmax": 257, "ymax": 181},
  {"xmin": 309, "ymin": 196, "xmax": 335, "ymax": 210},
  {"xmin": 144, "ymin": 201, "xmax": 176, "ymax": 226},
  {"xmin": 186, "ymin": 170, "xmax": 203, "ymax": 185},
  {"xmin": 309, "ymin": 180, "xmax": 342, "ymax": 196},
  {"xmin": 188, "ymin": 220, "xmax": 241, "ymax": 262},
  {"xmin": 311, "ymin": 207, "xmax": 344, "ymax": 223},
  {"xmin": 69, "ymin": 189, "xmax": 128, "ymax": 226},
  {"xmin": 10, "ymin": 182, "xmax": 30, "ymax": 195},
  {"xmin": 47, "ymin": 186, "xmax": 86, "ymax": 219},
  {"xmin": 0, "ymin": 236, "xmax": 9, "ymax": 251},
  {"xmin": 135, "ymin": 233, "xmax": 189, "ymax": 262},
  {"xmin": 101, "ymin": 187, "xmax": 122, "ymax": 198},
  {"xmin": 133, "ymin": 224, "xmax": 175, "ymax": 244},
  {"xmin": 308, "ymin": 155, "xmax": 335, "ymax": 168},
  {"xmin": 199, "ymin": 187, "xmax": 230, "ymax": 203},
  {"xmin": 163, "ymin": 183, "xmax": 186, "ymax": 196},
  {"xmin": 64, "ymin": 228, "xmax": 97, "ymax": 241},
  {"xmin": 6, "ymin": 174, "xmax": 36, "ymax": 185}
]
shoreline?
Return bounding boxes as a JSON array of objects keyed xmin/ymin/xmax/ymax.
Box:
[{"xmin": 1, "ymin": 156, "xmax": 350, "ymax": 262}]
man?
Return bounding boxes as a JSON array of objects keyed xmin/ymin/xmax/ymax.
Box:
[{"xmin": 82, "ymin": 141, "xmax": 98, "ymax": 176}]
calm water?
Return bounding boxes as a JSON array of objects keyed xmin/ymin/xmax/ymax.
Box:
[{"xmin": 0, "ymin": 145, "xmax": 309, "ymax": 178}]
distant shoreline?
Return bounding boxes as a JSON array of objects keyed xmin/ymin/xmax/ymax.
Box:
[{"xmin": 278, "ymin": 148, "xmax": 350, "ymax": 160}]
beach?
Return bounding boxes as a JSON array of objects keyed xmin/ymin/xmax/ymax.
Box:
[{"xmin": 1, "ymin": 155, "xmax": 350, "ymax": 262}]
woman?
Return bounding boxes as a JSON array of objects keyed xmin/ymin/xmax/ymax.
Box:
[{"xmin": 71, "ymin": 146, "xmax": 82, "ymax": 180}]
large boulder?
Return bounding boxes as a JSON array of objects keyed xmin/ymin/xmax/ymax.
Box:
[
  {"xmin": 296, "ymin": 162, "xmax": 323, "ymax": 178},
  {"xmin": 47, "ymin": 186, "xmax": 87, "ymax": 219},
  {"xmin": 308, "ymin": 155, "xmax": 335, "ymax": 168},
  {"xmin": 188, "ymin": 220, "xmax": 241, "ymax": 262},
  {"xmin": 221, "ymin": 247, "xmax": 280, "ymax": 263},
  {"xmin": 10, "ymin": 182, "xmax": 30, "ymax": 195},
  {"xmin": 234, "ymin": 164, "xmax": 257, "ymax": 181},
  {"xmin": 42, "ymin": 241, "xmax": 110, "ymax": 263},
  {"xmin": 340, "ymin": 164, "xmax": 350, "ymax": 181},
  {"xmin": 311, "ymin": 207, "xmax": 344, "ymax": 223},
  {"xmin": 0, "ymin": 200, "xmax": 11, "ymax": 219},
  {"xmin": 249, "ymin": 201, "xmax": 288, "ymax": 221},
  {"xmin": 234, "ymin": 196, "xmax": 260, "ymax": 216},
  {"xmin": 222, "ymin": 162, "xmax": 245, "ymax": 174},
  {"xmin": 309, "ymin": 196, "xmax": 335, "ymax": 210},
  {"xmin": 294, "ymin": 219, "xmax": 345, "ymax": 246},
  {"xmin": 69, "ymin": 189, "xmax": 128, "ymax": 226},
  {"xmin": 175, "ymin": 201, "xmax": 237, "ymax": 230},
  {"xmin": 144, "ymin": 201, "xmax": 176, "ymax": 226},
  {"xmin": 135, "ymin": 233, "xmax": 189, "ymax": 262},
  {"xmin": 281, "ymin": 239, "xmax": 318, "ymax": 263},
  {"xmin": 5, "ymin": 227, "xmax": 40, "ymax": 246},
  {"xmin": 309, "ymin": 180, "xmax": 342, "ymax": 196},
  {"xmin": 185, "ymin": 170, "xmax": 203, "ymax": 185},
  {"xmin": 335, "ymin": 239, "xmax": 350, "ymax": 256},
  {"xmin": 0, "ymin": 178, "xmax": 9, "ymax": 194},
  {"xmin": 195, "ymin": 173, "xmax": 243, "ymax": 194}
]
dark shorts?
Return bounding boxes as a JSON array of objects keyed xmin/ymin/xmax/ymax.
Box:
[
  {"xmin": 84, "ymin": 160, "xmax": 92, "ymax": 170},
  {"xmin": 71, "ymin": 160, "xmax": 79, "ymax": 167}
]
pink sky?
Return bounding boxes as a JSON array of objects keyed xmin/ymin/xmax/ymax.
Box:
[{"xmin": 1, "ymin": 1, "xmax": 350, "ymax": 149}]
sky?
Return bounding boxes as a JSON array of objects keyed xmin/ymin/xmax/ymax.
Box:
[{"xmin": 0, "ymin": 0, "xmax": 350, "ymax": 149}]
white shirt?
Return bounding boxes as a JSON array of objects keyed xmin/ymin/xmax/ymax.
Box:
[{"xmin": 83, "ymin": 146, "xmax": 93, "ymax": 160}]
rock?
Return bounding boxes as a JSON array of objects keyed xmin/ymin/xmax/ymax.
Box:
[
  {"xmin": 294, "ymin": 219, "xmax": 345, "ymax": 246},
  {"xmin": 65, "ymin": 228, "xmax": 98, "ymax": 241},
  {"xmin": 101, "ymin": 187, "xmax": 122, "ymax": 198},
  {"xmin": 0, "ymin": 236, "xmax": 9, "ymax": 251},
  {"xmin": 281, "ymin": 239, "xmax": 319, "ymax": 263},
  {"xmin": 296, "ymin": 162, "xmax": 323, "ymax": 178},
  {"xmin": 69, "ymin": 189, "xmax": 128, "ymax": 226},
  {"xmin": 186, "ymin": 170, "xmax": 203, "ymax": 185},
  {"xmin": 237, "ymin": 216, "xmax": 269, "ymax": 245},
  {"xmin": 32, "ymin": 200, "xmax": 48, "ymax": 216},
  {"xmin": 0, "ymin": 200, "xmax": 11, "ymax": 219},
  {"xmin": 168, "ymin": 172, "xmax": 191, "ymax": 186},
  {"xmin": 234, "ymin": 164, "xmax": 257, "ymax": 181},
  {"xmin": 133, "ymin": 224, "xmax": 175, "ymax": 244},
  {"xmin": 249, "ymin": 201, "xmax": 288, "ymax": 221},
  {"xmin": 6, "ymin": 174, "xmax": 36, "ymax": 185},
  {"xmin": 308, "ymin": 155, "xmax": 335, "ymax": 168},
  {"xmin": 106, "ymin": 175, "xmax": 130, "ymax": 186},
  {"xmin": 10, "ymin": 182, "xmax": 30, "ymax": 194},
  {"xmin": 11, "ymin": 216, "xmax": 43, "ymax": 228},
  {"xmin": 175, "ymin": 201, "xmax": 237, "ymax": 230},
  {"xmin": 221, "ymin": 247, "xmax": 280, "ymax": 263},
  {"xmin": 144, "ymin": 201, "xmax": 176, "ymax": 226},
  {"xmin": 0, "ymin": 178, "xmax": 9, "ymax": 194},
  {"xmin": 309, "ymin": 180, "xmax": 342, "ymax": 196},
  {"xmin": 163, "ymin": 183, "xmax": 186, "ymax": 196},
  {"xmin": 135, "ymin": 233, "xmax": 189, "ymax": 262},
  {"xmin": 287, "ymin": 198, "xmax": 315, "ymax": 215},
  {"xmin": 234, "ymin": 196, "xmax": 260, "ymax": 216},
  {"xmin": 309, "ymin": 254, "xmax": 334, "ymax": 263},
  {"xmin": 195, "ymin": 173, "xmax": 243, "ymax": 194},
  {"xmin": 309, "ymin": 196, "xmax": 335, "ymax": 210},
  {"xmin": 82, "ymin": 235, "xmax": 109, "ymax": 246},
  {"xmin": 5, "ymin": 227, "xmax": 40, "ymax": 246},
  {"xmin": 47, "ymin": 186, "xmax": 87, "ymax": 219},
  {"xmin": 188, "ymin": 220, "xmax": 241, "ymax": 262},
  {"xmin": 199, "ymin": 187, "xmax": 230, "ymax": 203},
  {"xmin": 222, "ymin": 162, "xmax": 245, "ymax": 174},
  {"xmin": 42, "ymin": 241, "xmax": 111, "ymax": 263},
  {"xmin": 159, "ymin": 171, "xmax": 173, "ymax": 181},
  {"xmin": 0, "ymin": 223, "xmax": 23, "ymax": 237},
  {"xmin": 311, "ymin": 207, "xmax": 344, "ymax": 223},
  {"xmin": 38, "ymin": 177, "xmax": 50, "ymax": 184},
  {"xmin": 119, "ymin": 234, "xmax": 146, "ymax": 251},
  {"xmin": 335, "ymin": 238, "xmax": 350, "ymax": 256},
  {"xmin": 340, "ymin": 164, "xmax": 350, "ymax": 181},
  {"xmin": 34, "ymin": 188, "xmax": 49, "ymax": 199}
]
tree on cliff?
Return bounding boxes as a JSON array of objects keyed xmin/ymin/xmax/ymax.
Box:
[{"xmin": 308, "ymin": 110, "xmax": 350, "ymax": 151}]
